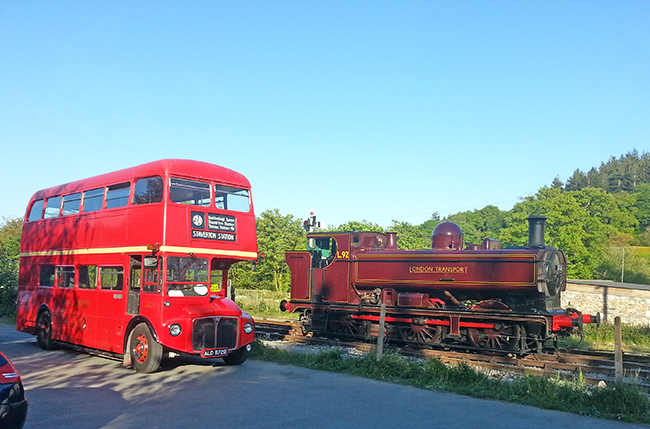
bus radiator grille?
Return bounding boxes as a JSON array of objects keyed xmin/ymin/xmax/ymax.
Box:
[{"xmin": 192, "ymin": 317, "xmax": 238, "ymax": 351}]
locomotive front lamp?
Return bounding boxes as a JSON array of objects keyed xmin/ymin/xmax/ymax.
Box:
[
  {"xmin": 169, "ymin": 323, "xmax": 182, "ymax": 337},
  {"xmin": 243, "ymin": 321, "xmax": 254, "ymax": 334}
]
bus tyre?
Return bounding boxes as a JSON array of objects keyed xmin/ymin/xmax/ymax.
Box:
[
  {"xmin": 129, "ymin": 323, "xmax": 162, "ymax": 373},
  {"xmin": 222, "ymin": 346, "xmax": 250, "ymax": 365},
  {"xmin": 36, "ymin": 311, "xmax": 53, "ymax": 350}
]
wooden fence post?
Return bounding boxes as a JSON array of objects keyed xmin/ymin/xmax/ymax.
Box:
[
  {"xmin": 614, "ymin": 316, "xmax": 623, "ymax": 382},
  {"xmin": 377, "ymin": 302, "xmax": 386, "ymax": 360}
]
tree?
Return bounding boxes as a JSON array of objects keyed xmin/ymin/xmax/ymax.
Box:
[
  {"xmin": 633, "ymin": 183, "xmax": 650, "ymax": 231},
  {"xmin": 230, "ymin": 209, "xmax": 305, "ymax": 291},
  {"xmin": 388, "ymin": 220, "xmax": 429, "ymax": 250},
  {"xmin": 0, "ymin": 217, "xmax": 22, "ymax": 316},
  {"xmin": 328, "ymin": 220, "xmax": 384, "ymax": 233},
  {"xmin": 446, "ymin": 205, "xmax": 506, "ymax": 245},
  {"xmin": 498, "ymin": 187, "xmax": 638, "ymax": 279}
]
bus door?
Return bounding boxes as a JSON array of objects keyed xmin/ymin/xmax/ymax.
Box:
[
  {"xmin": 128, "ymin": 255, "xmax": 142, "ymax": 315},
  {"xmin": 96, "ymin": 264, "xmax": 126, "ymax": 353},
  {"xmin": 139, "ymin": 256, "xmax": 162, "ymax": 320}
]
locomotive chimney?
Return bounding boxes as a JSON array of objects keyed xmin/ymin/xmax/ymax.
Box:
[
  {"xmin": 526, "ymin": 215, "xmax": 547, "ymax": 248},
  {"xmin": 385, "ymin": 232, "xmax": 398, "ymax": 250}
]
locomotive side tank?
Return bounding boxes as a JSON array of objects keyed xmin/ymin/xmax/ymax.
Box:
[{"xmin": 282, "ymin": 216, "xmax": 599, "ymax": 353}]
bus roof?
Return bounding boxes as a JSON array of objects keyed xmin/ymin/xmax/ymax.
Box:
[{"xmin": 28, "ymin": 159, "xmax": 251, "ymax": 201}]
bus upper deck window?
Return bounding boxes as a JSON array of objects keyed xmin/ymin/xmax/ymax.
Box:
[
  {"xmin": 44, "ymin": 196, "xmax": 62, "ymax": 219},
  {"xmin": 170, "ymin": 178, "xmax": 210, "ymax": 206},
  {"xmin": 215, "ymin": 185, "xmax": 250, "ymax": 212},
  {"xmin": 134, "ymin": 176, "xmax": 163, "ymax": 205},
  {"xmin": 83, "ymin": 188, "xmax": 104, "ymax": 213},
  {"xmin": 28, "ymin": 200, "xmax": 44, "ymax": 221},
  {"xmin": 62, "ymin": 193, "xmax": 81, "ymax": 216},
  {"xmin": 106, "ymin": 183, "xmax": 130, "ymax": 209}
]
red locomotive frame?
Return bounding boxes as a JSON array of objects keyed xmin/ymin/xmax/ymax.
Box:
[
  {"xmin": 17, "ymin": 159, "xmax": 257, "ymax": 372},
  {"xmin": 282, "ymin": 216, "xmax": 599, "ymax": 353}
]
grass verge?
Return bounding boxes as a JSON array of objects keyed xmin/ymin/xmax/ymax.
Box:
[{"xmin": 250, "ymin": 340, "xmax": 650, "ymax": 424}]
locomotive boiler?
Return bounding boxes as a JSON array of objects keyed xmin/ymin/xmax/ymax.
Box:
[{"xmin": 281, "ymin": 216, "xmax": 600, "ymax": 353}]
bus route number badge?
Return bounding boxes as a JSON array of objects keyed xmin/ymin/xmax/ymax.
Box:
[{"xmin": 201, "ymin": 348, "xmax": 228, "ymax": 358}]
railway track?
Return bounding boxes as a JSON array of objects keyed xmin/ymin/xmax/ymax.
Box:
[{"xmin": 255, "ymin": 318, "xmax": 650, "ymax": 387}]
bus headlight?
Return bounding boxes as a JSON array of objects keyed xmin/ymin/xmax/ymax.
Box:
[
  {"xmin": 169, "ymin": 323, "xmax": 182, "ymax": 337},
  {"xmin": 243, "ymin": 321, "xmax": 254, "ymax": 334}
]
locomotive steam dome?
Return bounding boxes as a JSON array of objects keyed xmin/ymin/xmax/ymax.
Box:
[{"xmin": 432, "ymin": 222, "xmax": 464, "ymax": 250}]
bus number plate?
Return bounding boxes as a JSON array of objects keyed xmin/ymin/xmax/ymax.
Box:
[{"xmin": 201, "ymin": 348, "xmax": 228, "ymax": 358}]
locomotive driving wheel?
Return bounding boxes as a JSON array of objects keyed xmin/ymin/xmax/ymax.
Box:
[
  {"xmin": 467, "ymin": 323, "xmax": 521, "ymax": 351},
  {"xmin": 329, "ymin": 314, "xmax": 369, "ymax": 337},
  {"xmin": 399, "ymin": 321, "xmax": 443, "ymax": 347}
]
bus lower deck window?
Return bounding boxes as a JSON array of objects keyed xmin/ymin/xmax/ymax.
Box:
[
  {"xmin": 40, "ymin": 265, "xmax": 55, "ymax": 287},
  {"xmin": 78, "ymin": 265, "xmax": 97, "ymax": 289},
  {"xmin": 100, "ymin": 267, "xmax": 124, "ymax": 290},
  {"xmin": 56, "ymin": 266, "xmax": 75, "ymax": 288}
]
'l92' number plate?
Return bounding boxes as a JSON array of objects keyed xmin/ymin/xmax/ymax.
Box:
[{"xmin": 201, "ymin": 348, "xmax": 228, "ymax": 358}]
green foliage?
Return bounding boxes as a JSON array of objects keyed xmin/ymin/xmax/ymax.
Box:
[
  {"xmin": 445, "ymin": 205, "xmax": 506, "ymax": 245},
  {"xmin": 499, "ymin": 187, "xmax": 637, "ymax": 278},
  {"xmin": 632, "ymin": 183, "xmax": 650, "ymax": 231},
  {"xmin": 230, "ymin": 209, "xmax": 305, "ymax": 291},
  {"xmin": 235, "ymin": 288, "xmax": 296, "ymax": 319},
  {"xmin": 387, "ymin": 220, "xmax": 429, "ymax": 249},
  {"xmin": 596, "ymin": 247, "xmax": 650, "ymax": 285},
  {"xmin": 565, "ymin": 149, "xmax": 650, "ymax": 194},
  {"xmin": 0, "ymin": 217, "xmax": 22, "ymax": 317},
  {"xmin": 327, "ymin": 219, "xmax": 384, "ymax": 233}
]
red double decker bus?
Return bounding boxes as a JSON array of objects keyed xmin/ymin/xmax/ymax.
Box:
[{"xmin": 17, "ymin": 159, "xmax": 257, "ymax": 373}]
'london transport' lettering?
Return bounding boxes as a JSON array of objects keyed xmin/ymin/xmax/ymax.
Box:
[{"xmin": 409, "ymin": 266, "xmax": 469, "ymax": 274}]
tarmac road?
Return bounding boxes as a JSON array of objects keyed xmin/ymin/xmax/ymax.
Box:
[{"xmin": 0, "ymin": 322, "xmax": 646, "ymax": 429}]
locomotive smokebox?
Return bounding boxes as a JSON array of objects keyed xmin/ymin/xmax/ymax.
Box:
[{"xmin": 526, "ymin": 215, "xmax": 548, "ymax": 248}]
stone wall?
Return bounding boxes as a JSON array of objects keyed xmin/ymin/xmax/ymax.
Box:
[{"xmin": 562, "ymin": 280, "xmax": 650, "ymax": 326}]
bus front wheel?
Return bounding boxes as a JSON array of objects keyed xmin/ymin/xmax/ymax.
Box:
[
  {"xmin": 129, "ymin": 323, "xmax": 162, "ymax": 373},
  {"xmin": 36, "ymin": 311, "xmax": 53, "ymax": 350}
]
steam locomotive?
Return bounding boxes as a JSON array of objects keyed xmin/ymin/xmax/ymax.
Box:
[{"xmin": 280, "ymin": 216, "xmax": 600, "ymax": 353}]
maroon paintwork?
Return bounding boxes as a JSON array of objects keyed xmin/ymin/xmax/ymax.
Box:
[{"xmin": 284, "ymin": 222, "xmax": 598, "ymax": 352}]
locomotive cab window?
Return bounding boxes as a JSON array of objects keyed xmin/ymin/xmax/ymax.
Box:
[{"xmin": 309, "ymin": 237, "xmax": 337, "ymax": 268}]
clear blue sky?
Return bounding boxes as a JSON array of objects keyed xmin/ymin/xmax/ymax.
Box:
[{"xmin": 1, "ymin": 2, "xmax": 648, "ymax": 228}]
